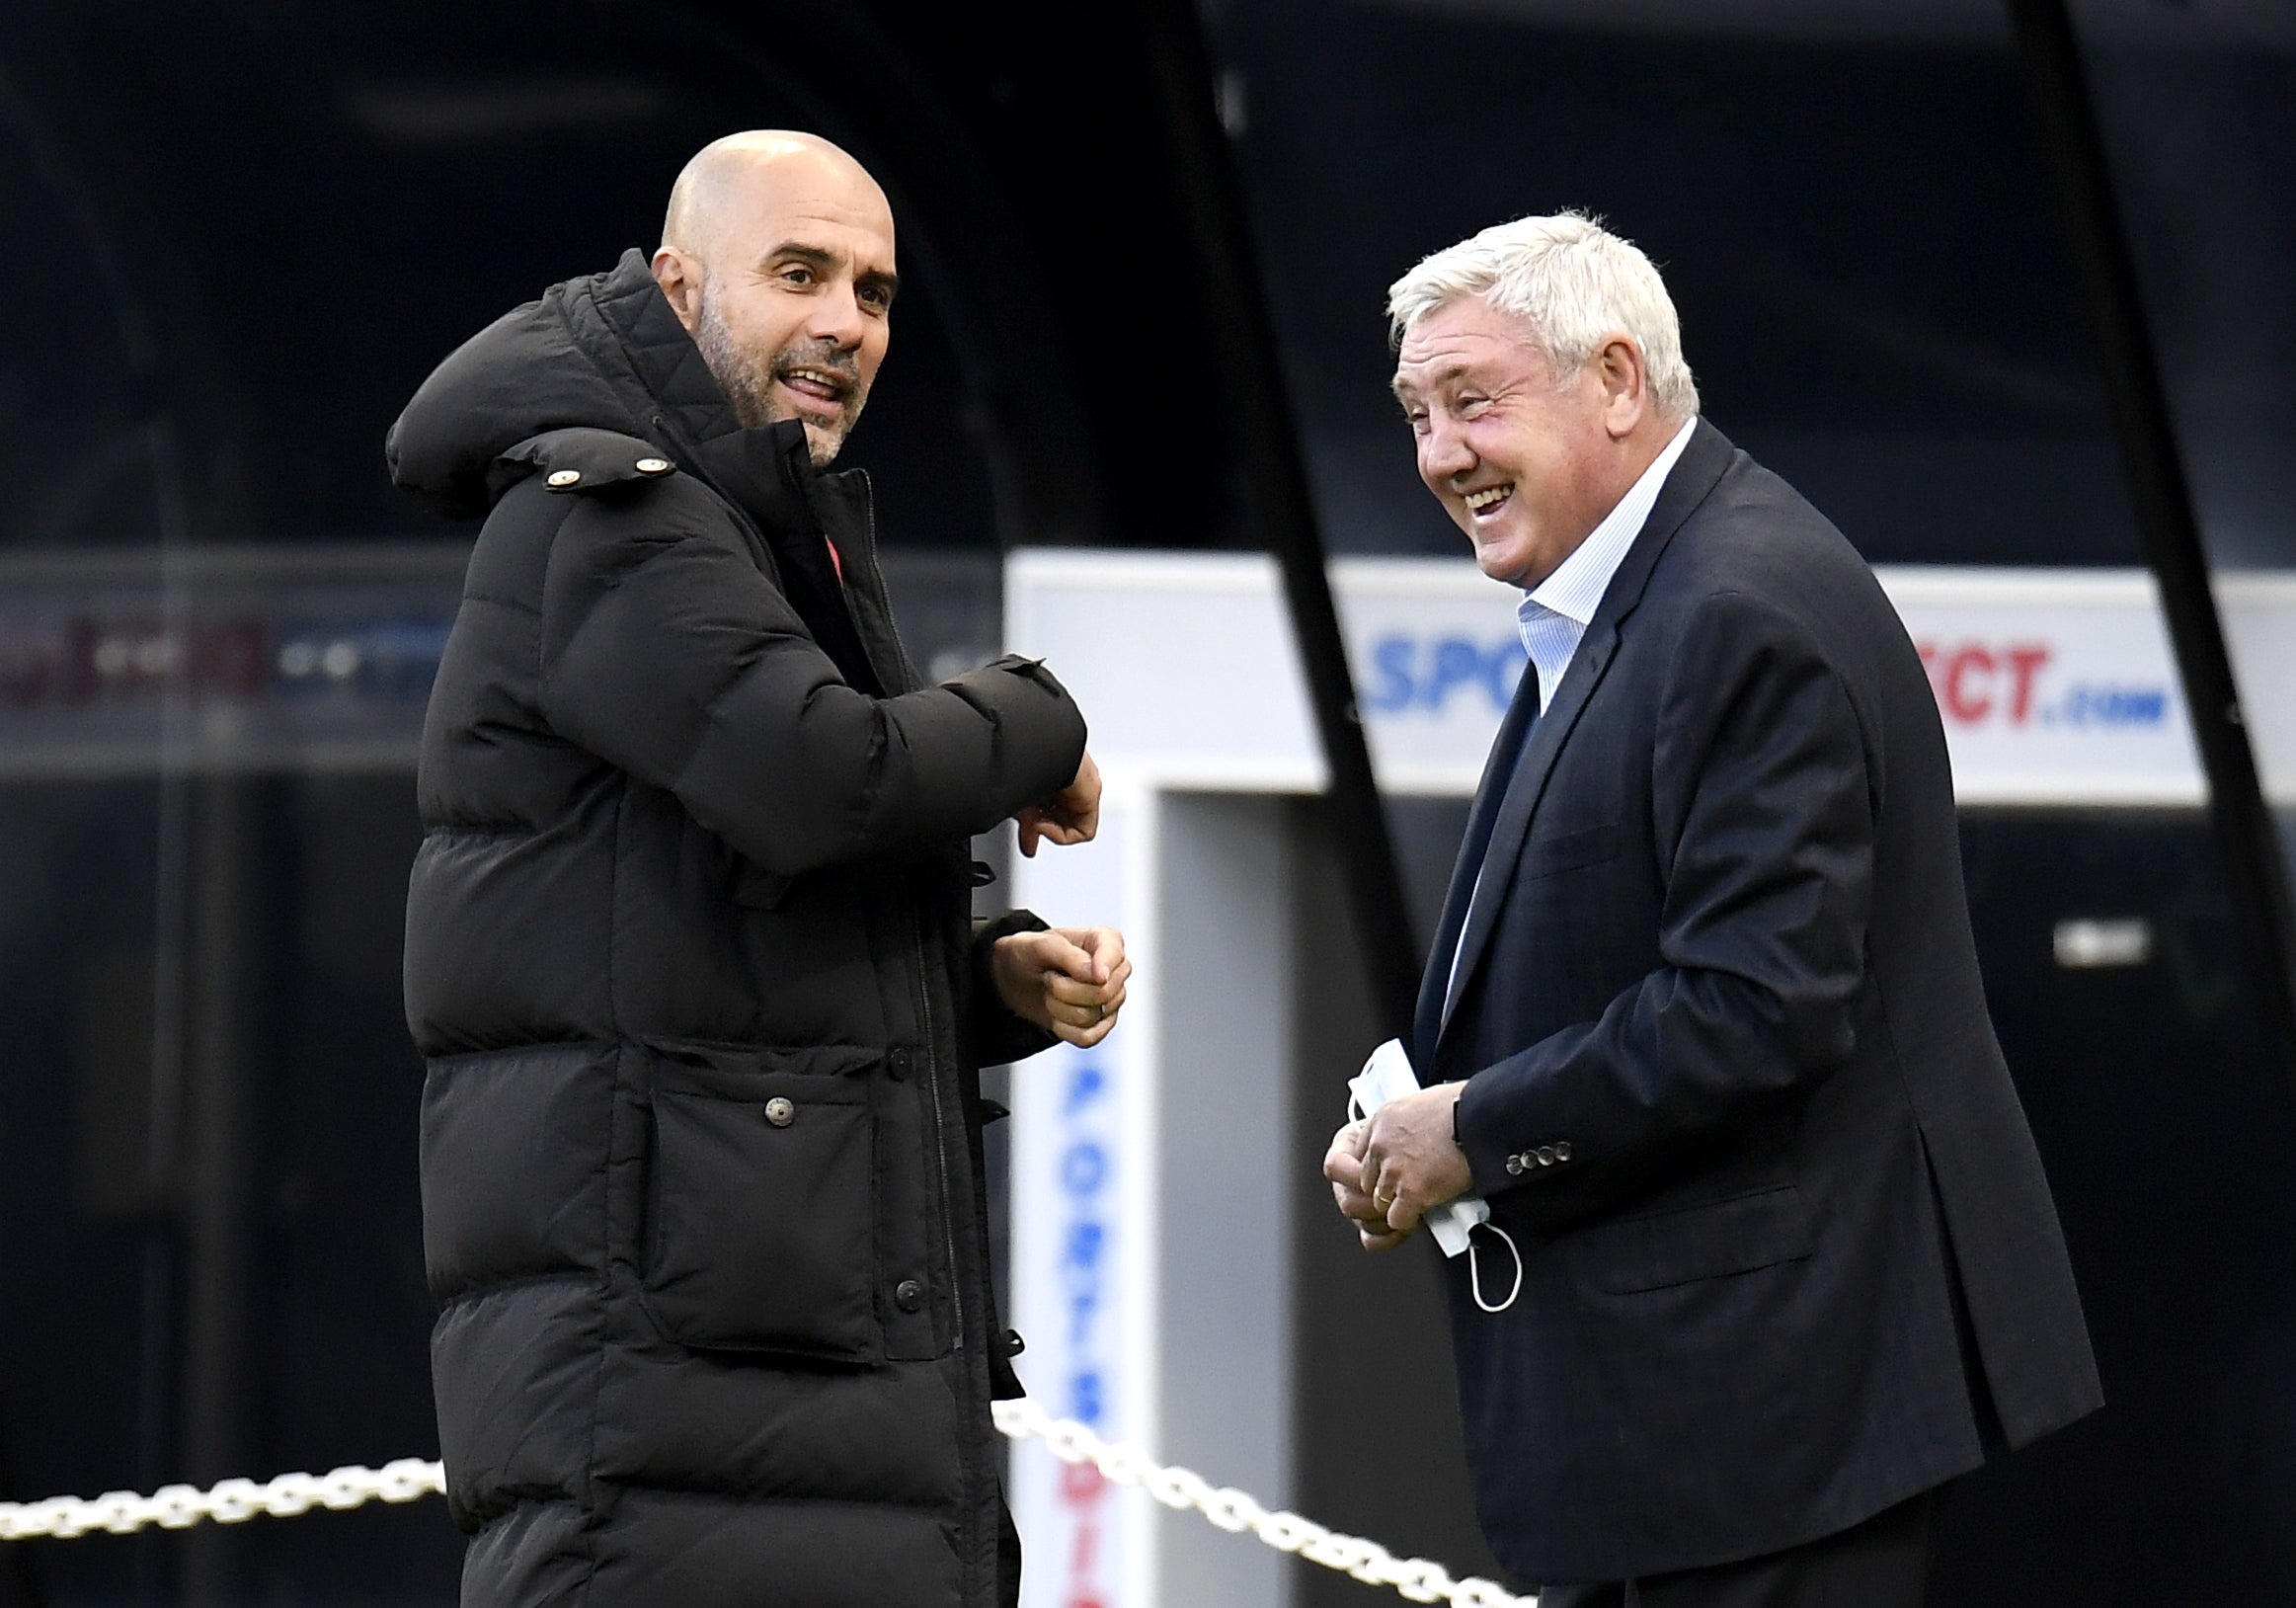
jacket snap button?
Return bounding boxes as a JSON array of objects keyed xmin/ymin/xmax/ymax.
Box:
[
  {"xmin": 888, "ymin": 1048, "xmax": 910, "ymax": 1079},
  {"xmin": 763, "ymin": 1096, "xmax": 795, "ymax": 1128},
  {"xmin": 634, "ymin": 457, "xmax": 670, "ymax": 473},
  {"xmin": 545, "ymin": 468, "xmax": 582, "ymax": 487},
  {"xmin": 895, "ymin": 1279, "xmax": 924, "ymax": 1313}
]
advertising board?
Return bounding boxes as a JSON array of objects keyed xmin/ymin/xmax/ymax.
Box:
[{"xmin": 1001, "ymin": 552, "xmax": 2275, "ymax": 806}]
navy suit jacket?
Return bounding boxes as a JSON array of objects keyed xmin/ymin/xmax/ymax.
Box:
[{"xmin": 1421, "ymin": 422, "xmax": 2100, "ymax": 1583}]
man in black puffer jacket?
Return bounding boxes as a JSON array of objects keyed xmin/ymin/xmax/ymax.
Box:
[{"xmin": 385, "ymin": 130, "xmax": 1130, "ymax": 1608}]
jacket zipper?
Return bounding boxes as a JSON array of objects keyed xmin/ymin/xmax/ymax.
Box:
[
  {"xmin": 910, "ymin": 893, "xmax": 966, "ymax": 1354},
  {"xmin": 911, "ymin": 901, "xmax": 987, "ymax": 1603},
  {"xmin": 850, "ymin": 463, "xmax": 964, "ymax": 1350},
  {"xmin": 848, "ymin": 472, "xmax": 924, "ymax": 693},
  {"xmin": 868, "ymin": 479, "xmax": 985, "ymax": 1593}
]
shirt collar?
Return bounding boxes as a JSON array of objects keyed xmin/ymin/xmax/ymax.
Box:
[{"xmin": 1522, "ymin": 413, "xmax": 1700, "ymax": 626}]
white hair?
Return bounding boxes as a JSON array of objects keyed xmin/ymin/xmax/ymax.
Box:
[{"xmin": 1386, "ymin": 211, "xmax": 1700, "ymax": 419}]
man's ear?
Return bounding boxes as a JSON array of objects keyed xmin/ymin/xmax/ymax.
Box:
[
  {"xmin": 651, "ymin": 247, "xmax": 704, "ymax": 334},
  {"xmin": 1597, "ymin": 336, "xmax": 1649, "ymax": 441}
]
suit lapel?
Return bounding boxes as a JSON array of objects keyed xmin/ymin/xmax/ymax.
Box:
[
  {"xmin": 1434, "ymin": 419, "xmax": 1739, "ymax": 1044},
  {"xmin": 1415, "ymin": 666, "xmax": 1542, "ymax": 1061},
  {"xmin": 1440, "ymin": 625, "xmax": 1619, "ymax": 1036}
]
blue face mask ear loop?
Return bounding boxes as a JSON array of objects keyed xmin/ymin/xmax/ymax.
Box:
[{"xmin": 1469, "ymin": 1222, "xmax": 1523, "ymax": 1314}]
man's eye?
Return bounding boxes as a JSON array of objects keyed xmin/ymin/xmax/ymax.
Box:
[
  {"xmin": 1458, "ymin": 395, "xmax": 1489, "ymax": 416},
  {"xmin": 780, "ymin": 267, "xmax": 814, "ymax": 285}
]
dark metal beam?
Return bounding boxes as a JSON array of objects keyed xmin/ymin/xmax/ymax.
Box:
[
  {"xmin": 2007, "ymin": 0, "xmax": 2296, "ymax": 1073},
  {"xmin": 1131, "ymin": 0, "xmax": 1423, "ymax": 1038}
]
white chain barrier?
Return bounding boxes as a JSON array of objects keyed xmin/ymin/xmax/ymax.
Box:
[
  {"xmin": 0, "ymin": 1459, "xmax": 445, "ymax": 1542},
  {"xmin": 992, "ymin": 1397, "xmax": 1537, "ymax": 1608},
  {"xmin": 0, "ymin": 1404, "xmax": 1536, "ymax": 1607}
]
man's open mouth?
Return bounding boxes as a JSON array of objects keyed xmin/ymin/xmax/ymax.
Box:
[
  {"xmin": 1464, "ymin": 483, "xmax": 1514, "ymax": 520},
  {"xmin": 776, "ymin": 366, "xmax": 852, "ymax": 413}
]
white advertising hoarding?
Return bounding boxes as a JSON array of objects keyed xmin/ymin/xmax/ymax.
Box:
[
  {"xmin": 1007, "ymin": 793, "xmax": 1161, "ymax": 1608},
  {"xmin": 999, "ymin": 552, "xmax": 2290, "ymax": 806}
]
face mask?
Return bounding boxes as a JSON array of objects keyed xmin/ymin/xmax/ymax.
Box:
[{"xmin": 1349, "ymin": 1040, "xmax": 1523, "ymax": 1313}]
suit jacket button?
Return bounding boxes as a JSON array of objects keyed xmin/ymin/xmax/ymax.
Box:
[
  {"xmin": 895, "ymin": 1279, "xmax": 925, "ymax": 1313},
  {"xmin": 1553, "ymin": 1141, "xmax": 1572, "ymax": 1162},
  {"xmin": 1537, "ymin": 1146, "xmax": 1557, "ymax": 1166},
  {"xmin": 1505, "ymin": 1155, "xmax": 1525, "ymax": 1176}
]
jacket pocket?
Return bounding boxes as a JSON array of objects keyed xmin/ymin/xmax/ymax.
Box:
[
  {"xmin": 1521, "ymin": 821, "xmax": 1620, "ymax": 881},
  {"xmin": 1572, "ymin": 1183, "xmax": 1813, "ymax": 1295},
  {"xmin": 640, "ymin": 1040, "xmax": 882, "ymax": 1362}
]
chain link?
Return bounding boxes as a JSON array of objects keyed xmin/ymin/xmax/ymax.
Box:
[
  {"xmin": 991, "ymin": 1397, "xmax": 1538, "ymax": 1607},
  {"xmin": 3, "ymin": 1406, "xmax": 1540, "ymax": 1607},
  {"xmin": 0, "ymin": 1460, "xmax": 444, "ymax": 1542}
]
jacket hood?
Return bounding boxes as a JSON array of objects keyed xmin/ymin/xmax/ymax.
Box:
[{"xmin": 386, "ymin": 249, "xmax": 744, "ymax": 520}]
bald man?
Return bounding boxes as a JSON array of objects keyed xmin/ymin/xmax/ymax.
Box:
[
  {"xmin": 652, "ymin": 131, "xmax": 895, "ymax": 467},
  {"xmin": 387, "ymin": 131, "xmax": 1123, "ymax": 1608}
]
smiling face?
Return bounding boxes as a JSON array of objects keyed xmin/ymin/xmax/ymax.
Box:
[
  {"xmin": 1392, "ymin": 297, "xmax": 1648, "ymax": 588},
  {"xmin": 654, "ymin": 135, "xmax": 898, "ymax": 464}
]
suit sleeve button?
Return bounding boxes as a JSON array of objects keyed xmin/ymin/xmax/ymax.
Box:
[
  {"xmin": 1553, "ymin": 1141, "xmax": 1572, "ymax": 1162},
  {"xmin": 1537, "ymin": 1146, "xmax": 1557, "ymax": 1166},
  {"xmin": 895, "ymin": 1279, "xmax": 925, "ymax": 1314},
  {"xmin": 1504, "ymin": 1155, "xmax": 1525, "ymax": 1176}
]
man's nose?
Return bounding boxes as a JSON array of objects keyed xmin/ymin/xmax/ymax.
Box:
[
  {"xmin": 1420, "ymin": 417, "xmax": 1473, "ymax": 482},
  {"xmin": 806, "ymin": 281, "xmax": 868, "ymax": 349}
]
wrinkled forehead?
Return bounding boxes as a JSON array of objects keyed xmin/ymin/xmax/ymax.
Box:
[{"xmin": 1391, "ymin": 297, "xmax": 1544, "ymax": 395}]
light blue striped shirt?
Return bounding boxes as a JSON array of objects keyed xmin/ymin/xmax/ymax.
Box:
[
  {"xmin": 1446, "ymin": 415, "xmax": 1699, "ymax": 1013},
  {"xmin": 1515, "ymin": 414, "xmax": 1700, "ymax": 713}
]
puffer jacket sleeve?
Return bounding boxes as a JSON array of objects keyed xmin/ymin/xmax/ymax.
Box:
[{"xmin": 535, "ymin": 480, "xmax": 1086, "ymax": 876}]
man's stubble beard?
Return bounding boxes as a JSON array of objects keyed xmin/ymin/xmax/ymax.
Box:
[{"xmin": 694, "ymin": 282, "xmax": 863, "ymax": 467}]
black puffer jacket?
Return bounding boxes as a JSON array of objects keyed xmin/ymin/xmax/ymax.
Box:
[{"xmin": 386, "ymin": 250, "xmax": 1086, "ymax": 1608}]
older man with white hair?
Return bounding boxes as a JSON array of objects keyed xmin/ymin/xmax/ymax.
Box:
[{"xmin": 1325, "ymin": 214, "xmax": 2099, "ymax": 1606}]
